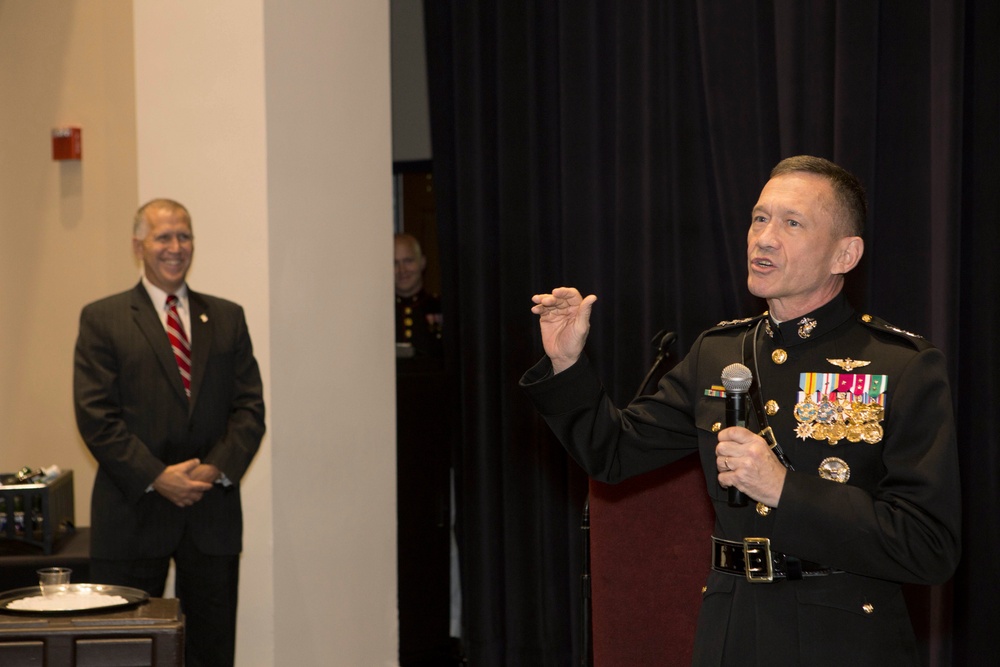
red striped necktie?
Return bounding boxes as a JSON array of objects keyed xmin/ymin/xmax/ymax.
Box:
[{"xmin": 165, "ymin": 294, "xmax": 192, "ymax": 399}]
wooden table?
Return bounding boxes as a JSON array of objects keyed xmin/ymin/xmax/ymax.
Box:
[{"xmin": 0, "ymin": 597, "xmax": 183, "ymax": 666}]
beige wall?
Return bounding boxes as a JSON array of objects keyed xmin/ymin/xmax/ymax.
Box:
[
  {"xmin": 0, "ymin": 0, "xmax": 138, "ymax": 531},
  {"xmin": 1, "ymin": 1, "xmax": 397, "ymax": 664}
]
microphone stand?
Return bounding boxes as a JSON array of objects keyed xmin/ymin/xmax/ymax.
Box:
[
  {"xmin": 633, "ymin": 330, "xmax": 678, "ymax": 402},
  {"xmin": 580, "ymin": 329, "xmax": 677, "ymax": 666},
  {"xmin": 580, "ymin": 497, "xmax": 591, "ymax": 667}
]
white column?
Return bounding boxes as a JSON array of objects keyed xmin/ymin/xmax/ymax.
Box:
[{"xmin": 133, "ymin": 0, "xmax": 397, "ymax": 663}]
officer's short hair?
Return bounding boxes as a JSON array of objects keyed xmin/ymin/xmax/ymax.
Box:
[{"xmin": 770, "ymin": 156, "xmax": 866, "ymax": 238}]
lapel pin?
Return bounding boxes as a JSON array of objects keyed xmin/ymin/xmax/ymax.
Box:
[{"xmin": 200, "ymin": 314, "xmax": 208, "ymax": 323}]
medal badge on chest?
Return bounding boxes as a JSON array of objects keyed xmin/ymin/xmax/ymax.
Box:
[{"xmin": 793, "ymin": 361, "xmax": 886, "ymax": 446}]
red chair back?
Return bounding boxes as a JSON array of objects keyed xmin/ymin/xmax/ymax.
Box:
[{"xmin": 588, "ymin": 454, "xmax": 714, "ymax": 666}]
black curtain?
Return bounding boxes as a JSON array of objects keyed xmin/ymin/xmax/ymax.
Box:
[{"xmin": 424, "ymin": 1, "xmax": 999, "ymax": 665}]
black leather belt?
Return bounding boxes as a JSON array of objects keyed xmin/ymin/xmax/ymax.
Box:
[{"xmin": 712, "ymin": 537, "xmax": 840, "ymax": 583}]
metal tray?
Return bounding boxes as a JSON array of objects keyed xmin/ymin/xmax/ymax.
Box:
[{"xmin": 0, "ymin": 584, "xmax": 149, "ymax": 615}]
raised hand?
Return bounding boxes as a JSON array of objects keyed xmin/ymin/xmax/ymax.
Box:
[{"xmin": 530, "ymin": 287, "xmax": 598, "ymax": 373}]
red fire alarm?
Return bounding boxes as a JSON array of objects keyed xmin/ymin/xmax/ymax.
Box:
[{"xmin": 52, "ymin": 127, "xmax": 82, "ymax": 160}]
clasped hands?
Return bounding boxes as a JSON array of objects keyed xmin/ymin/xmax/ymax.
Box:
[{"xmin": 152, "ymin": 458, "xmax": 219, "ymax": 508}]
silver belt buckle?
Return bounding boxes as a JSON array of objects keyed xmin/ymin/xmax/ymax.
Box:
[{"xmin": 743, "ymin": 537, "xmax": 774, "ymax": 583}]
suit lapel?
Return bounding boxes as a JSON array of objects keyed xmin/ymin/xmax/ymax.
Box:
[
  {"xmin": 129, "ymin": 283, "xmax": 190, "ymax": 404},
  {"xmin": 187, "ymin": 291, "xmax": 213, "ymax": 407}
]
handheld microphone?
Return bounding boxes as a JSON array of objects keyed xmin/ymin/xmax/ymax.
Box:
[{"xmin": 721, "ymin": 363, "xmax": 752, "ymax": 507}]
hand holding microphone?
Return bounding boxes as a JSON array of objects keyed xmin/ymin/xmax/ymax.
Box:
[{"xmin": 720, "ymin": 363, "xmax": 752, "ymax": 507}]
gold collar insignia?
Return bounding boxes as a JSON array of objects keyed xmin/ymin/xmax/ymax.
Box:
[{"xmin": 797, "ymin": 317, "xmax": 818, "ymax": 339}]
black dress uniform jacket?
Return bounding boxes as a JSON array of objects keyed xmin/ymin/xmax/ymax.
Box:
[
  {"xmin": 396, "ymin": 289, "xmax": 443, "ymax": 357},
  {"xmin": 521, "ymin": 292, "xmax": 960, "ymax": 666}
]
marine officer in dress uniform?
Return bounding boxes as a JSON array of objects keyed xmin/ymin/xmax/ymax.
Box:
[
  {"xmin": 395, "ymin": 233, "xmax": 443, "ymax": 357},
  {"xmin": 521, "ymin": 156, "xmax": 960, "ymax": 666}
]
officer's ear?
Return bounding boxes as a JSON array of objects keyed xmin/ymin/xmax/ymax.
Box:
[{"xmin": 831, "ymin": 236, "xmax": 864, "ymax": 276}]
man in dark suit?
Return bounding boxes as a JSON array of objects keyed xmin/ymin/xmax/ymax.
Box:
[
  {"xmin": 74, "ymin": 198, "xmax": 265, "ymax": 667},
  {"xmin": 522, "ymin": 157, "xmax": 960, "ymax": 665}
]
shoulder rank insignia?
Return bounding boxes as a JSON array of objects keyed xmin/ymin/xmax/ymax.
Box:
[
  {"xmin": 827, "ymin": 358, "xmax": 870, "ymax": 372},
  {"xmin": 860, "ymin": 314, "xmax": 924, "ymax": 339},
  {"xmin": 714, "ymin": 313, "xmax": 766, "ymax": 328}
]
